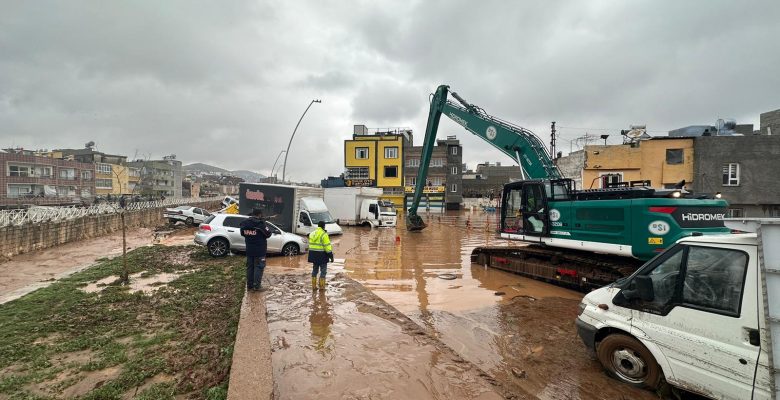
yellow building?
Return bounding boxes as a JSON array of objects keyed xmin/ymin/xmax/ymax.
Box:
[
  {"xmin": 344, "ymin": 125, "xmax": 412, "ymax": 207},
  {"xmin": 51, "ymin": 148, "xmax": 140, "ymax": 196},
  {"xmin": 95, "ymin": 163, "xmax": 141, "ymax": 195},
  {"xmin": 581, "ymin": 138, "xmax": 694, "ymax": 189}
]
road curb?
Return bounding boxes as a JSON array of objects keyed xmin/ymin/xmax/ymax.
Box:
[{"xmin": 227, "ymin": 290, "xmax": 274, "ymax": 400}]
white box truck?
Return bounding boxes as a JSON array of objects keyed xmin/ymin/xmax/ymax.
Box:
[
  {"xmin": 238, "ymin": 183, "xmax": 342, "ymax": 236},
  {"xmin": 323, "ymin": 187, "xmax": 397, "ymax": 228},
  {"xmin": 576, "ymin": 218, "xmax": 780, "ymax": 399}
]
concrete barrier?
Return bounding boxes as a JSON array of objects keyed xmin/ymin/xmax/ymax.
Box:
[
  {"xmin": 227, "ymin": 291, "xmax": 274, "ymax": 400},
  {"xmin": 0, "ymin": 200, "xmax": 220, "ymax": 260}
]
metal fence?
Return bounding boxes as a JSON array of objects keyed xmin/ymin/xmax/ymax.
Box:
[{"xmin": 0, "ymin": 196, "xmax": 222, "ymax": 228}]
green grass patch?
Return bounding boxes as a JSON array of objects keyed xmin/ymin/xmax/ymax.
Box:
[{"xmin": 0, "ymin": 245, "xmax": 245, "ymax": 399}]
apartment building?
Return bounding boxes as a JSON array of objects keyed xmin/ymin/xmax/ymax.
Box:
[
  {"xmin": 344, "ymin": 125, "xmax": 412, "ymax": 207},
  {"xmin": 403, "ymin": 136, "xmax": 463, "ymax": 211},
  {"xmin": 0, "ymin": 148, "xmax": 95, "ymax": 207},
  {"xmin": 128, "ymin": 156, "xmax": 182, "ymax": 198},
  {"xmin": 54, "ymin": 148, "xmax": 141, "ymax": 196}
]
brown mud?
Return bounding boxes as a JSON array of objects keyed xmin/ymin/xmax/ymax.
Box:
[
  {"xmin": 0, "ymin": 226, "xmax": 197, "ymax": 304},
  {"xmin": 264, "ymin": 210, "xmax": 658, "ymax": 400},
  {"xmin": 265, "ymin": 273, "xmax": 518, "ymax": 400}
]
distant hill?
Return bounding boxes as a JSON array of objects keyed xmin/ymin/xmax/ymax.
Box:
[
  {"xmin": 183, "ymin": 163, "xmax": 230, "ymax": 174},
  {"xmin": 183, "ymin": 163, "xmax": 266, "ymax": 181}
]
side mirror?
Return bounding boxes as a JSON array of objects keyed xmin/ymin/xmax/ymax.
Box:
[{"xmin": 623, "ymin": 275, "xmax": 655, "ymax": 302}]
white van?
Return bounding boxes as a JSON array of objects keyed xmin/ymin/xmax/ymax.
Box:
[{"xmin": 576, "ymin": 219, "xmax": 780, "ymax": 399}]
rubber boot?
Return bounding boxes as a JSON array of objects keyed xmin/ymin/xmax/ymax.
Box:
[
  {"xmin": 311, "ymin": 276, "xmax": 317, "ymax": 289},
  {"xmin": 318, "ymin": 277, "xmax": 326, "ymax": 290}
]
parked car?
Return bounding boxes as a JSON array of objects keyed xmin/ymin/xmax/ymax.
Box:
[
  {"xmin": 194, "ymin": 213, "xmax": 308, "ymax": 257},
  {"xmin": 164, "ymin": 206, "xmax": 211, "ymax": 225}
]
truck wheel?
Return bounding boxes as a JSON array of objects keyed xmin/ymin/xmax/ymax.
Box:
[
  {"xmin": 208, "ymin": 238, "xmax": 229, "ymax": 257},
  {"xmin": 186, "ymin": 217, "xmax": 194, "ymax": 226},
  {"xmin": 361, "ymin": 222, "xmax": 372, "ymax": 228},
  {"xmin": 282, "ymin": 243, "xmax": 299, "ymax": 256},
  {"xmin": 597, "ymin": 334, "xmax": 663, "ymax": 390}
]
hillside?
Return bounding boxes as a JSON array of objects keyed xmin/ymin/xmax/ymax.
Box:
[{"xmin": 183, "ymin": 163, "xmax": 266, "ymax": 181}]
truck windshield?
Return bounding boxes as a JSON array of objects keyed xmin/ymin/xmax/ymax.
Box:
[
  {"xmin": 309, "ymin": 211, "xmax": 334, "ymax": 224},
  {"xmin": 380, "ymin": 206, "xmax": 395, "ymax": 214}
]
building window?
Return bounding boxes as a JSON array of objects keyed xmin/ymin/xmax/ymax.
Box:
[
  {"xmin": 722, "ymin": 163, "xmax": 739, "ymax": 186},
  {"xmin": 666, "ymin": 149, "xmax": 684, "ymax": 165},
  {"xmin": 450, "ymin": 146, "xmax": 458, "ymax": 155},
  {"xmin": 384, "ymin": 166, "xmax": 398, "ymax": 178},
  {"xmin": 451, "ymin": 183, "xmax": 458, "ymax": 193},
  {"xmin": 81, "ymin": 170, "xmax": 92, "ymax": 180},
  {"xmin": 384, "ymin": 147, "xmax": 398, "ymax": 159},
  {"xmin": 405, "ymin": 176, "xmax": 416, "ymax": 186},
  {"xmin": 59, "ymin": 168, "xmax": 76, "ymax": 180},
  {"xmin": 355, "ymin": 147, "xmax": 369, "ymax": 160},
  {"xmin": 96, "ymin": 179, "xmax": 113, "ymax": 189},
  {"xmin": 727, "ymin": 208, "xmax": 744, "ymax": 218},
  {"xmin": 431, "ymin": 158, "xmax": 443, "ymax": 167},
  {"xmin": 96, "ymin": 163, "xmax": 112, "ymax": 174},
  {"xmin": 81, "ymin": 188, "xmax": 91, "ymax": 197},
  {"xmin": 8, "ymin": 165, "xmax": 32, "ymax": 177},
  {"xmin": 7, "ymin": 184, "xmax": 32, "ymax": 197},
  {"xmin": 429, "ymin": 177, "xmax": 443, "ymax": 186},
  {"xmin": 129, "ymin": 168, "xmax": 140, "ymax": 177},
  {"xmin": 346, "ymin": 167, "xmax": 369, "ymax": 180},
  {"xmin": 406, "ymin": 158, "xmax": 420, "ymax": 168},
  {"xmin": 451, "ymin": 166, "xmax": 458, "ymax": 175},
  {"xmin": 34, "ymin": 166, "xmax": 53, "ymax": 177}
]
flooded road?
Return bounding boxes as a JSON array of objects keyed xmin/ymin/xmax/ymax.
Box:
[
  {"xmin": 266, "ymin": 210, "xmax": 657, "ymax": 400},
  {"xmin": 0, "ymin": 225, "xmax": 196, "ymax": 304}
]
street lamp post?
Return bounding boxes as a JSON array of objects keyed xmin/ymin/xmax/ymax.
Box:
[
  {"xmin": 282, "ymin": 99, "xmax": 321, "ymax": 183},
  {"xmin": 270, "ymin": 150, "xmax": 286, "ymax": 183}
]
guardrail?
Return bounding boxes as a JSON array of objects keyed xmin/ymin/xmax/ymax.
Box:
[{"xmin": 0, "ymin": 196, "xmax": 223, "ymax": 228}]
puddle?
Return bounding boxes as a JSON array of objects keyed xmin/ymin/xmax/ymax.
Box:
[
  {"xmin": 263, "ymin": 210, "xmax": 657, "ymax": 399},
  {"xmin": 265, "ymin": 274, "xmax": 509, "ymax": 400},
  {"xmin": 80, "ymin": 270, "xmax": 196, "ymax": 294}
]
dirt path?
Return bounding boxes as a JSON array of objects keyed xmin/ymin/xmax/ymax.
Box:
[
  {"xmin": 0, "ymin": 226, "xmax": 197, "ymax": 304},
  {"xmin": 264, "ymin": 273, "xmax": 524, "ymax": 400}
]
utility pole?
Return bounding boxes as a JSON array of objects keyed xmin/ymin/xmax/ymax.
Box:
[
  {"xmin": 550, "ymin": 121, "xmax": 556, "ymax": 158},
  {"xmin": 282, "ymin": 99, "xmax": 321, "ymax": 183}
]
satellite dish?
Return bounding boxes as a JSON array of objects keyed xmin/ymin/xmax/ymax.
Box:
[{"xmin": 626, "ymin": 130, "xmax": 644, "ymax": 139}]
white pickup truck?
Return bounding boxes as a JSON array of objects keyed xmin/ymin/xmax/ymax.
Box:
[{"xmin": 577, "ymin": 218, "xmax": 779, "ymax": 399}]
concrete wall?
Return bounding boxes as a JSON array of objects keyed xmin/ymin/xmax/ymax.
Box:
[
  {"xmin": 692, "ymin": 135, "xmax": 780, "ymax": 217},
  {"xmin": 760, "ymin": 109, "xmax": 780, "ymax": 136},
  {"xmin": 0, "ymin": 200, "xmax": 220, "ymax": 260},
  {"xmin": 554, "ymin": 150, "xmax": 585, "ymax": 189},
  {"xmin": 582, "ymin": 138, "xmax": 694, "ymax": 189}
]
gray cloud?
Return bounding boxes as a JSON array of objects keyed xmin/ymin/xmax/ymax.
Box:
[{"xmin": 1, "ymin": 0, "xmax": 778, "ymax": 182}]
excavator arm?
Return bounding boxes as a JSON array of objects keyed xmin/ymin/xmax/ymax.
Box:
[{"xmin": 407, "ymin": 85, "xmax": 561, "ymax": 231}]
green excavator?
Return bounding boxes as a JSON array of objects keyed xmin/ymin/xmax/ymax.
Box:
[{"xmin": 407, "ymin": 85, "xmax": 730, "ymax": 289}]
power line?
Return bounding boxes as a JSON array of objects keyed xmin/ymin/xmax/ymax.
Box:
[{"xmin": 557, "ymin": 125, "xmax": 669, "ymax": 133}]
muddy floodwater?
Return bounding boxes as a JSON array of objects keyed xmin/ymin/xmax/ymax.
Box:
[{"xmin": 266, "ymin": 210, "xmax": 657, "ymax": 400}]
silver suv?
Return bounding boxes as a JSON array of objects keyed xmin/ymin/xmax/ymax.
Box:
[{"xmin": 194, "ymin": 213, "xmax": 308, "ymax": 257}]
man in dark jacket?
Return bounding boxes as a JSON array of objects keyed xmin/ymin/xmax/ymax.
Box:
[{"xmin": 240, "ymin": 208, "xmax": 272, "ymax": 291}]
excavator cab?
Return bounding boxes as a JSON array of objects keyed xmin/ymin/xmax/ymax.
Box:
[{"xmin": 501, "ymin": 181, "xmax": 549, "ymax": 236}]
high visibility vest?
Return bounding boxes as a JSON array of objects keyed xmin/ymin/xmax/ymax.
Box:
[{"xmin": 308, "ymin": 228, "xmax": 332, "ymax": 253}]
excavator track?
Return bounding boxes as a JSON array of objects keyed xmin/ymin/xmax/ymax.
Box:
[{"xmin": 471, "ymin": 245, "xmax": 644, "ymax": 292}]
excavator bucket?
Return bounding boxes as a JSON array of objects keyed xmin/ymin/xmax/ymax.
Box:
[{"xmin": 406, "ymin": 213, "xmax": 427, "ymax": 231}]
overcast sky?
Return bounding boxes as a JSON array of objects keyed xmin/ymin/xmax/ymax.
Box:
[{"xmin": 2, "ymin": 1, "xmax": 779, "ymax": 182}]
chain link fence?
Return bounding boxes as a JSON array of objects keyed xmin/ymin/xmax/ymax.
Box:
[{"xmin": 0, "ymin": 196, "xmax": 223, "ymax": 228}]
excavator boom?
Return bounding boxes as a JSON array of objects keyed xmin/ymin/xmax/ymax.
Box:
[{"xmin": 407, "ymin": 85, "xmax": 560, "ymax": 230}]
